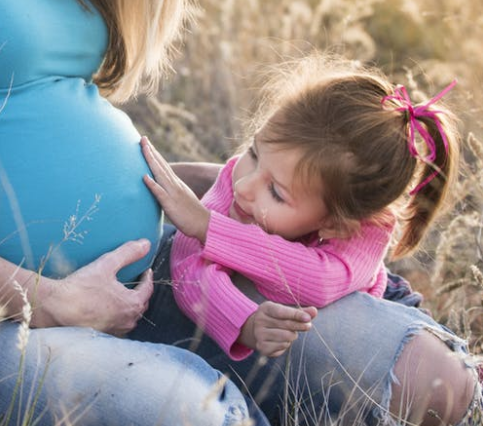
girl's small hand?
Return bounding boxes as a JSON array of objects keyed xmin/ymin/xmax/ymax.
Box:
[
  {"xmin": 240, "ymin": 301, "xmax": 317, "ymax": 357},
  {"xmin": 141, "ymin": 137, "xmax": 210, "ymax": 243}
]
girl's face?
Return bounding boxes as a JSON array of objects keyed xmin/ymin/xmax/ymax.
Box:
[{"xmin": 230, "ymin": 133, "xmax": 332, "ymax": 241}]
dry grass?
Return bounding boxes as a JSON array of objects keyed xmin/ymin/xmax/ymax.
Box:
[{"xmin": 3, "ymin": 1, "xmax": 482, "ymax": 425}]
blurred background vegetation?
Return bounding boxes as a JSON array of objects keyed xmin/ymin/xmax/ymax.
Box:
[{"xmin": 123, "ymin": 0, "xmax": 483, "ymax": 355}]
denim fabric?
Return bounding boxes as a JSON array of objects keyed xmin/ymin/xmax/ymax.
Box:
[
  {"xmin": 0, "ymin": 224, "xmax": 477, "ymax": 426},
  {"xmin": 384, "ymin": 270, "xmax": 424, "ymax": 308},
  {"xmin": 0, "ymin": 322, "xmax": 257, "ymax": 426},
  {"xmin": 128, "ymin": 225, "xmax": 478, "ymax": 426}
]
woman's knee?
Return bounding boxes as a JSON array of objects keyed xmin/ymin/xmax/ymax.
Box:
[{"xmin": 390, "ymin": 330, "xmax": 476, "ymax": 425}]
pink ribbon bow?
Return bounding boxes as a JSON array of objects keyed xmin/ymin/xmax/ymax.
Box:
[{"xmin": 381, "ymin": 79, "xmax": 457, "ymax": 194}]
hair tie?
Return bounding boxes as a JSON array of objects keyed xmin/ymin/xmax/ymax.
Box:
[{"xmin": 381, "ymin": 79, "xmax": 457, "ymax": 195}]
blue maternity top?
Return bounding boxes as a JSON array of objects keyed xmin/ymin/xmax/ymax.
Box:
[{"xmin": 0, "ymin": 1, "xmax": 162, "ymax": 282}]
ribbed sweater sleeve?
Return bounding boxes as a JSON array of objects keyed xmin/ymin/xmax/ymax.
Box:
[
  {"xmin": 203, "ymin": 212, "xmax": 391, "ymax": 306},
  {"xmin": 171, "ymin": 253, "xmax": 258, "ymax": 360}
]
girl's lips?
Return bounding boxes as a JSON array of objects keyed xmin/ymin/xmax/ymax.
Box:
[{"xmin": 231, "ymin": 200, "xmax": 252, "ymax": 221}]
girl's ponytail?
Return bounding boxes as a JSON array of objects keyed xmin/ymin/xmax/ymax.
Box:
[
  {"xmin": 393, "ymin": 113, "xmax": 459, "ymax": 258},
  {"xmin": 384, "ymin": 82, "xmax": 460, "ymax": 258}
]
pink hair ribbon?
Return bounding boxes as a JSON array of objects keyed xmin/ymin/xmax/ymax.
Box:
[{"xmin": 381, "ymin": 79, "xmax": 457, "ymax": 195}]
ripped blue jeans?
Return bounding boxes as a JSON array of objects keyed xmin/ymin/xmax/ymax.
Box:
[
  {"xmin": 128, "ymin": 225, "xmax": 482, "ymax": 426},
  {"xmin": 0, "ymin": 323, "xmax": 260, "ymax": 426},
  {"xmin": 1, "ymin": 225, "xmax": 480, "ymax": 425}
]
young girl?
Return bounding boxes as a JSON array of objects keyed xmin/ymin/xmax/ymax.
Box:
[{"xmin": 142, "ymin": 54, "xmax": 459, "ymax": 362}]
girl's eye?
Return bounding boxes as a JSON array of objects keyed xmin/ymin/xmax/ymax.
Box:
[
  {"xmin": 269, "ymin": 183, "xmax": 284, "ymax": 203},
  {"xmin": 248, "ymin": 146, "xmax": 257, "ymax": 160}
]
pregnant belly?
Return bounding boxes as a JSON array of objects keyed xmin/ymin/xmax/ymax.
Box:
[{"xmin": 0, "ymin": 78, "xmax": 162, "ymax": 282}]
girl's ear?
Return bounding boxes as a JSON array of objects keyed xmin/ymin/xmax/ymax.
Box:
[{"xmin": 318, "ymin": 217, "xmax": 360, "ymax": 240}]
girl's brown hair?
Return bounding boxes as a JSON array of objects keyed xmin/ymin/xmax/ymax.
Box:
[
  {"xmin": 78, "ymin": 0, "xmax": 194, "ymax": 103},
  {"xmin": 252, "ymin": 54, "xmax": 460, "ymax": 258}
]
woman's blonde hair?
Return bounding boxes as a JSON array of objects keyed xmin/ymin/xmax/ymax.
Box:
[
  {"xmin": 79, "ymin": 0, "xmax": 194, "ymax": 103},
  {"xmin": 251, "ymin": 54, "xmax": 460, "ymax": 258}
]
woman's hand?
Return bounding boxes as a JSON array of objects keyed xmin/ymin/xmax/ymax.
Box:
[
  {"xmin": 32, "ymin": 239, "xmax": 154, "ymax": 335},
  {"xmin": 141, "ymin": 137, "xmax": 211, "ymax": 243},
  {"xmin": 239, "ymin": 301, "xmax": 318, "ymax": 357}
]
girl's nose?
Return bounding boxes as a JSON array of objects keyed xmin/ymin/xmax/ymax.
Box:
[{"xmin": 234, "ymin": 175, "xmax": 256, "ymax": 202}]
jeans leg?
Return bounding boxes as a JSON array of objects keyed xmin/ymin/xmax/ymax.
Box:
[
  {"xmin": 137, "ymin": 224, "xmax": 477, "ymax": 425},
  {"xmin": 0, "ymin": 321, "xmax": 251, "ymax": 426},
  {"xmin": 133, "ymin": 275, "xmax": 475, "ymax": 426},
  {"xmin": 129, "ymin": 269, "xmax": 290, "ymax": 424},
  {"xmin": 130, "ymin": 280, "xmax": 272, "ymax": 425}
]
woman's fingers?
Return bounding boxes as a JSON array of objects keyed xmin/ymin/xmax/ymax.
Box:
[
  {"xmin": 49, "ymin": 240, "xmax": 155, "ymax": 335},
  {"xmin": 96, "ymin": 239, "xmax": 151, "ymax": 277},
  {"xmin": 134, "ymin": 268, "xmax": 155, "ymax": 312},
  {"xmin": 108, "ymin": 272, "xmax": 154, "ymax": 335}
]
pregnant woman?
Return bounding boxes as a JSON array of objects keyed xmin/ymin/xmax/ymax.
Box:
[{"xmin": 0, "ymin": 1, "xmax": 263, "ymax": 425}]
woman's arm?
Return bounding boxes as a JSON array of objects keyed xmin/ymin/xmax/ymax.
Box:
[
  {"xmin": 0, "ymin": 255, "xmax": 51, "ymax": 323},
  {"xmin": 0, "ymin": 239, "xmax": 154, "ymax": 335}
]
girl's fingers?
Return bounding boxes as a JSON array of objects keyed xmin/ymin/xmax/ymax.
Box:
[
  {"xmin": 144, "ymin": 137, "xmax": 173, "ymax": 175},
  {"xmin": 261, "ymin": 301, "xmax": 312, "ymax": 323},
  {"xmin": 258, "ymin": 341, "xmax": 292, "ymax": 357},
  {"xmin": 142, "ymin": 136, "xmax": 165, "ymax": 164},
  {"xmin": 143, "ymin": 174, "xmax": 167, "ymax": 202},
  {"xmin": 258, "ymin": 302, "xmax": 313, "ymax": 332},
  {"xmin": 262, "ymin": 317, "xmax": 312, "ymax": 332},
  {"xmin": 150, "ymin": 141, "xmax": 171, "ymax": 167},
  {"xmin": 256, "ymin": 304, "xmax": 313, "ymax": 332},
  {"xmin": 284, "ymin": 320, "xmax": 312, "ymax": 332},
  {"xmin": 141, "ymin": 137, "xmax": 172, "ymax": 181},
  {"xmin": 140, "ymin": 137, "xmax": 157, "ymax": 168},
  {"xmin": 303, "ymin": 306, "xmax": 318, "ymax": 320},
  {"xmin": 269, "ymin": 349, "xmax": 289, "ymax": 358},
  {"xmin": 258, "ymin": 328, "xmax": 297, "ymax": 343}
]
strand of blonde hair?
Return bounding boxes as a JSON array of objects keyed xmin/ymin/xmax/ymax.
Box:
[{"xmin": 88, "ymin": 0, "xmax": 194, "ymax": 103}]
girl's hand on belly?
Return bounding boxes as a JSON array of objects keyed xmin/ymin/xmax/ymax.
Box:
[
  {"xmin": 35, "ymin": 239, "xmax": 154, "ymax": 335},
  {"xmin": 141, "ymin": 137, "xmax": 211, "ymax": 243}
]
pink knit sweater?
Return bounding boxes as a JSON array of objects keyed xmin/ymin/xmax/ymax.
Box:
[{"xmin": 171, "ymin": 157, "xmax": 394, "ymax": 360}]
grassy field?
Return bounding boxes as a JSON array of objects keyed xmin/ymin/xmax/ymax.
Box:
[
  {"xmin": 125, "ymin": 0, "xmax": 483, "ymax": 356},
  {"xmin": 2, "ymin": 1, "xmax": 482, "ymax": 425}
]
